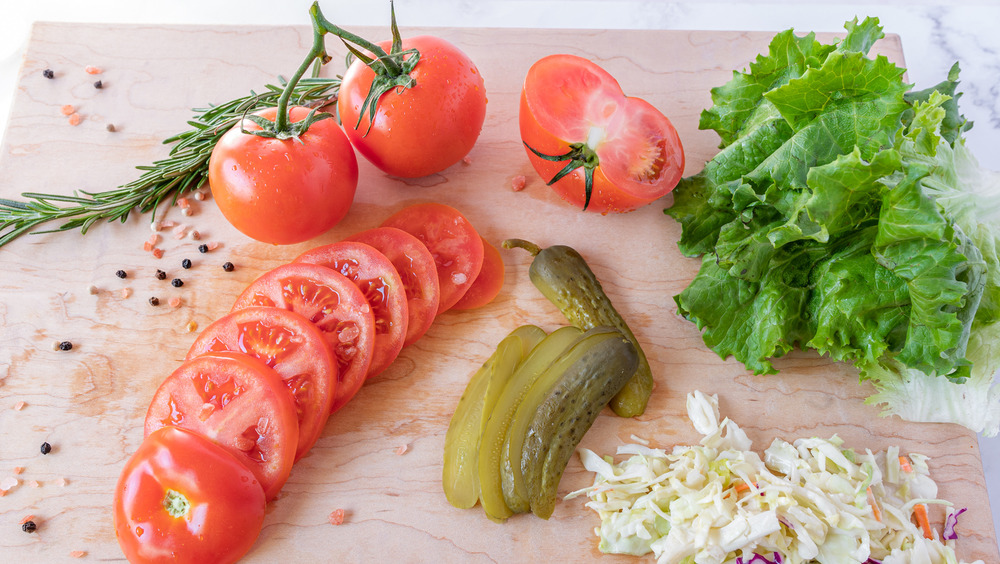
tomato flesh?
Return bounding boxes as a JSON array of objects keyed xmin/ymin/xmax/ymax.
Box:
[
  {"xmin": 519, "ymin": 54, "xmax": 684, "ymax": 213},
  {"xmin": 231, "ymin": 262, "xmax": 375, "ymax": 413},
  {"xmin": 381, "ymin": 203, "xmax": 484, "ymax": 313},
  {"xmin": 208, "ymin": 105, "xmax": 358, "ymax": 244},
  {"xmin": 144, "ymin": 353, "xmax": 298, "ymax": 500},
  {"xmin": 186, "ymin": 307, "xmax": 337, "ymax": 461},
  {"xmin": 451, "ymin": 236, "xmax": 505, "ymax": 310},
  {"xmin": 114, "ymin": 426, "xmax": 266, "ymax": 564},
  {"xmin": 338, "ymin": 36, "xmax": 487, "ymax": 178},
  {"xmin": 345, "ymin": 227, "xmax": 441, "ymax": 346},
  {"xmin": 295, "ymin": 241, "xmax": 408, "ymax": 378}
]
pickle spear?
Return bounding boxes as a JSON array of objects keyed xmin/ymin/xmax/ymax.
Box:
[
  {"xmin": 502, "ymin": 239, "xmax": 653, "ymax": 417},
  {"xmin": 442, "ymin": 325, "xmax": 545, "ymax": 509}
]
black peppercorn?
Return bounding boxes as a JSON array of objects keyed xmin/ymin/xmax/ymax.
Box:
[
  {"xmin": 222, "ymin": 262, "xmax": 234, "ymax": 272},
  {"xmin": 149, "ymin": 297, "xmax": 160, "ymax": 306},
  {"xmin": 94, "ymin": 80, "xmax": 103, "ymax": 89},
  {"xmin": 171, "ymin": 278, "xmax": 184, "ymax": 287},
  {"xmin": 40, "ymin": 442, "xmax": 52, "ymax": 455},
  {"xmin": 42, "ymin": 69, "xmax": 54, "ymax": 79},
  {"xmin": 58, "ymin": 341, "xmax": 73, "ymax": 351},
  {"xmin": 116, "ymin": 269, "xmax": 127, "ymax": 279},
  {"xmin": 155, "ymin": 269, "xmax": 167, "ymax": 280},
  {"xmin": 181, "ymin": 258, "xmax": 192, "ymax": 269},
  {"xmin": 198, "ymin": 244, "xmax": 208, "ymax": 254},
  {"xmin": 22, "ymin": 520, "xmax": 37, "ymax": 533}
]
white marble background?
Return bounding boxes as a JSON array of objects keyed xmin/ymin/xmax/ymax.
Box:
[{"xmin": 2, "ymin": 0, "xmax": 998, "ymax": 547}]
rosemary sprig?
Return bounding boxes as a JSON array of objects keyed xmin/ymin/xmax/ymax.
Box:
[{"xmin": 0, "ymin": 75, "xmax": 340, "ymax": 249}]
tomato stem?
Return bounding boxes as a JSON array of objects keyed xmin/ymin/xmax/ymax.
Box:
[
  {"xmin": 523, "ymin": 142, "xmax": 600, "ymax": 211},
  {"xmin": 162, "ymin": 489, "xmax": 191, "ymax": 518}
]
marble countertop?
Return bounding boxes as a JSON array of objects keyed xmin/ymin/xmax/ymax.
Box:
[{"xmin": 1, "ymin": 0, "xmax": 998, "ymax": 550}]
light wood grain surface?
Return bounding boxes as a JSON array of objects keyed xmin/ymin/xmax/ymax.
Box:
[{"xmin": 0, "ymin": 22, "xmax": 996, "ymax": 562}]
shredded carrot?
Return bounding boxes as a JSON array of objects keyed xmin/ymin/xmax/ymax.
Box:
[
  {"xmin": 85, "ymin": 65, "xmax": 102, "ymax": 75},
  {"xmin": 913, "ymin": 502, "xmax": 934, "ymax": 539},
  {"xmin": 866, "ymin": 486, "xmax": 882, "ymax": 522},
  {"xmin": 61, "ymin": 104, "xmax": 75, "ymax": 116},
  {"xmin": 68, "ymin": 113, "xmax": 82, "ymax": 126},
  {"xmin": 898, "ymin": 455, "xmax": 914, "ymax": 473}
]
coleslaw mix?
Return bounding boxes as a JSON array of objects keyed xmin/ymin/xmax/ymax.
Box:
[{"xmin": 567, "ymin": 391, "xmax": 983, "ymax": 564}]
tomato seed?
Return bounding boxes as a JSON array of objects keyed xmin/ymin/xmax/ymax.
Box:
[{"xmin": 198, "ymin": 403, "xmax": 215, "ymax": 421}]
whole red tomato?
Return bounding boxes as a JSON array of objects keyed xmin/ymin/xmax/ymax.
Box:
[
  {"xmin": 519, "ymin": 54, "xmax": 684, "ymax": 213},
  {"xmin": 113, "ymin": 426, "xmax": 266, "ymax": 564},
  {"xmin": 338, "ymin": 36, "xmax": 487, "ymax": 178},
  {"xmin": 208, "ymin": 105, "xmax": 358, "ymax": 245}
]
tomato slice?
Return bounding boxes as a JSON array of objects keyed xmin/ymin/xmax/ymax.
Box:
[
  {"xmin": 231, "ymin": 262, "xmax": 375, "ymax": 413},
  {"xmin": 380, "ymin": 203, "xmax": 485, "ymax": 314},
  {"xmin": 451, "ymin": 236, "xmax": 504, "ymax": 310},
  {"xmin": 345, "ymin": 227, "xmax": 441, "ymax": 346},
  {"xmin": 295, "ymin": 241, "xmax": 408, "ymax": 378},
  {"xmin": 186, "ymin": 307, "xmax": 336, "ymax": 461},
  {"xmin": 114, "ymin": 426, "xmax": 266, "ymax": 564},
  {"xmin": 519, "ymin": 54, "xmax": 684, "ymax": 213},
  {"xmin": 144, "ymin": 352, "xmax": 298, "ymax": 500}
]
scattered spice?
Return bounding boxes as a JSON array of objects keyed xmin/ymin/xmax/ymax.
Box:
[
  {"xmin": 14, "ymin": 401, "xmax": 26, "ymax": 411},
  {"xmin": 150, "ymin": 220, "xmax": 162, "ymax": 232},
  {"xmin": 22, "ymin": 520, "xmax": 37, "ymax": 533},
  {"xmin": 198, "ymin": 244, "xmax": 209, "ymax": 254},
  {"xmin": 116, "ymin": 269, "xmax": 127, "ymax": 279},
  {"xmin": 171, "ymin": 278, "xmax": 184, "ymax": 288},
  {"xmin": 194, "ymin": 191, "xmax": 207, "ymax": 201},
  {"xmin": 42, "ymin": 69, "xmax": 54, "ymax": 79},
  {"xmin": 395, "ymin": 444, "xmax": 409, "ymax": 455},
  {"xmin": 186, "ymin": 321, "xmax": 198, "ymax": 333},
  {"xmin": 168, "ymin": 297, "xmax": 182, "ymax": 308},
  {"xmin": 222, "ymin": 262, "xmax": 235, "ymax": 272},
  {"xmin": 121, "ymin": 287, "xmax": 132, "ymax": 299},
  {"xmin": 60, "ymin": 104, "xmax": 75, "ymax": 116},
  {"xmin": 13, "ymin": 467, "xmax": 24, "ymax": 475},
  {"xmin": 94, "ymin": 80, "xmax": 103, "ymax": 89},
  {"xmin": 85, "ymin": 65, "xmax": 102, "ymax": 75},
  {"xmin": 20, "ymin": 515, "xmax": 35, "ymax": 525},
  {"xmin": 182, "ymin": 258, "xmax": 192, "ymax": 269},
  {"xmin": 147, "ymin": 233, "xmax": 160, "ymax": 246},
  {"xmin": 106, "ymin": 123, "xmax": 116, "ymax": 132},
  {"xmin": 328, "ymin": 509, "xmax": 346, "ymax": 526},
  {"xmin": 511, "ymin": 175, "xmax": 527, "ymax": 192},
  {"xmin": 149, "ymin": 297, "xmax": 160, "ymax": 307},
  {"xmin": 55, "ymin": 477, "xmax": 68, "ymax": 487},
  {"xmin": 28, "ymin": 480, "xmax": 40, "ymax": 488},
  {"xmin": 143, "ymin": 241, "xmax": 153, "ymax": 252},
  {"xmin": 177, "ymin": 197, "xmax": 190, "ymax": 209},
  {"xmin": 462, "ymin": 155, "xmax": 473, "ymax": 165},
  {"xmin": 1, "ymin": 477, "xmax": 18, "ymax": 490},
  {"xmin": 205, "ymin": 241, "xmax": 220, "ymax": 251},
  {"xmin": 189, "ymin": 230, "xmax": 201, "ymax": 241},
  {"xmin": 40, "ymin": 442, "xmax": 52, "ymax": 455},
  {"xmin": 155, "ymin": 269, "xmax": 167, "ymax": 280},
  {"xmin": 181, "ymin": 207, "xmax": 194, "ymax": 217},
  {"xmin": 59, "ymin": 341, "xmax": 73, "ymax": 351},
  {"xmin": 152, "ymin": 248, "xmax": 164, "ymax": 259},
  {"xmin": 69, "ymin": 550, "xmax": 87, "ymax": 558},
  {"xmin": 88, "ymin": 285, "xmax": 99, "ymax": 295},
  {"xmin": 68, "ymin": 113, "xmax": 82, "ymax": 126}
]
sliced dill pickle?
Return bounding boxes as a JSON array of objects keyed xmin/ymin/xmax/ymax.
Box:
[
  {"xmin": 502, "ymin": 239, "xmax": 654, "ymax": 417},
  {"xmin": 476, "ymin": 325, "xmax": 585, "ymax": 515},
  {"xmin": 442, "ymin": 325, "xmax": 545, "ymax": 509},
  {"xmin": 520, "ymin": 327, "xmax": 637, "ymax": 519}
]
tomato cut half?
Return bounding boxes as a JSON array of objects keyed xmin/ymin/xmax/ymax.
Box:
[
  {"xmin": 519, "ymin": 54, "xmax": 684, "ymax": 213},
  {"xmin": 451, "ymin": 236, "xmax": 505, "ymax": 310},
  {"xmin": 231, "ymin": 262, "xmax": 375, "ymax": 413},
  {"xmin": 345, "ymin": 227, "xmax": 441, "ymax": 346},
  {"xmin": 144, "ymin": 353, "xmax": 298, "ymax": 500},
  {"xmin": 295, "ymin": 241, "xmax": 407, "ymax": 378},
  {"xmin": 114, "ymin": 426, "xmax": 266, "ymax": 564},
  {"xmin": 380, "ymin": 203, "xmax": 485, "ymax": 313},
  {"xmin": 186, "ymin": 307, "xmax": 337, "ymax": 461}
]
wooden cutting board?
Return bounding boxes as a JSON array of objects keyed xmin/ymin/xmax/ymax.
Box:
[{"xmin": 1, "ymin": 21, "xmax": 996, "ymax": 562}]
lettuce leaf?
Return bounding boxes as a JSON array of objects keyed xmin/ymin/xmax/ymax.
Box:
[{"xmin": 665, "ymin": 17, "xmax": 1000, "ymax": 436}]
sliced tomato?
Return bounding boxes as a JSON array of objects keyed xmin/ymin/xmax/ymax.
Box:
[
  {"xmin": 186, "ymin": 307, "xmax": 337, "ymax": 461},
  {"xmin": 143, "ymin": 352, "xmax": 298, "ymax": 500},
  {"xmin": 380, "ymin": 203, "xmax": 484, "ymax": 314},
  {"xmin": 519, "ymin": 54, "xmax": 684, "ymax": 213},
  {"xmin": 295, "ymin": 241, "xmax": 407, "ymax": 378},
  {"xmin": 451, "ymin": 236, "xmax": 505, "ymax": 310},
  {"xmin": 114, "ymin": 426, "xmax": 266, "ymax": 564},
  {"xmin": 345, "ymin": 227, "xmax": 440, "ymax": 346},
  {"xmin": 231, "ymin": 262, "xmax": 375, "ymax": 413}
]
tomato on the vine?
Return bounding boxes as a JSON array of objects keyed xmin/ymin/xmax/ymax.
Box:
[
  {"xmin": 144, "ymin": 352, "xmax": 299, "ymax": 500},
  {"xmin": 519, "ymin": 54, "xmax": 684, "ymax": 213},
  {"xmin": 114, "ymin": 426, "xmax": 267, "ymax": 564},
  {"xmin": 186, "ymin": 307, "xmax": 337, "ymax": 461},
  {"xmin": 208, "ymin": 105, "xmax": 358, "ymax": 245}
]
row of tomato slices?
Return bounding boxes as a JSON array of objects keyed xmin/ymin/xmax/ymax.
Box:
[{"xmin": 113, "ymin": 203, "xmax": 503, "ymax": 563}]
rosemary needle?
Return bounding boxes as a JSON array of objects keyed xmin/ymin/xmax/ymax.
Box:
[{"xmin": 0, "ymin": 75, "xmax": 340, "ymax": 249}]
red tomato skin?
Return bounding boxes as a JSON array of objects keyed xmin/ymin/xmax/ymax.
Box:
[
  {"xmin": 345, "ymin": 227, "xmax": 441, "ymax": 346},
  {"xmin": 338, "ymin": 36, "xmax": 487, "ymax": 178},
  {"xmin": 186, "ymin": 307, "xmax": 337, "ymax": 461},
  {"xmin": 114, "ymin": 426, "xmax": 266, "ymax": 564},
  {"xmin": 143, "ymin": 352, "xmax": 298, "ymax": 500},
  {"xmin": 295, "ymin": 241, "xmax": 408, "ymax": 378},
  {"xmin": 519, "ymin": 54, "xmax": 684, "ymax": 214},
  {"xmin": 451, "ymin": 236, "xmax": 504, "ymax": 310},
  {"xmin": 208, "ymin": 105, "xmax": 358, "ymax": 244},
  {"xmin": 380, "ymin": 203, "xmax": 485, "ymax": 313}
]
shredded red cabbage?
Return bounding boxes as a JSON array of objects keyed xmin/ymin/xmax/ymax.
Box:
[
  {"xmin": 737, "ymin": 553, "xmax": 783, "ymax": 564},
  {"xmin": 944, "ymin": 507, "xmax": 968, "ymax": 540}
]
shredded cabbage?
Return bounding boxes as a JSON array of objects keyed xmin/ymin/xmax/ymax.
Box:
[{"xmin": 567, "ymin": 391, "xmax": 983, "ymax": 564}]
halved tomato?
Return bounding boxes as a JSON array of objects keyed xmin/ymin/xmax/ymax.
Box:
[
  {"xmin": 231, "ymin": 262, "xmax": 375, "ymax": 413},
  {"xmin": 143, "ymin": 352, "xmax": 298, "ymax": 500},
  {"xmin": 519, "ymin": 54, "xmax": 684, "ymax": 213},
  {"xmin": 114, "ymin": 426, "xmax": 266, "ymax": 564},
  {"xmin": 295, "ymin": 241, "xmax": 407, "ymax": 378},
  {"xmin": 452, "ymin": 236, "xmax": 505, "ymax": 310},
  {"xmin": 345, "ymin": 227, "xmax": 440, "ymax": 346},
  {"xmin": 186, "ymin": 307, "xmax": 337, "ymax": 461},
  {"xmin": 380, "ymin": 203, "xmax": 484, "ymax": 313}
]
